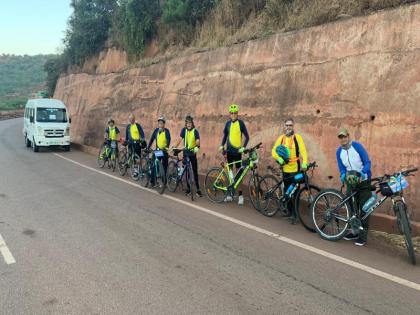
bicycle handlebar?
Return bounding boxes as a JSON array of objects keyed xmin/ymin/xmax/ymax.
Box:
[
  {"xmin": 372, "ymin": 167, "xmax": 417, "ymax": 183},
  {"xmin": 243, "ymin": 142, "xmax": 263, "ymax": 154}
]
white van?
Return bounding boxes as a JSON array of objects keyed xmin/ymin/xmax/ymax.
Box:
[{"xmin": 23, "ymin": 99, "xmax": 71, "ymax": 152}]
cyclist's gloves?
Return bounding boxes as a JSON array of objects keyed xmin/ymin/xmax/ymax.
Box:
[
  {"xmin": 277, "ymin": 157, "xmax": 285, "ymax": 165},
  {"xmin": 340, "ymin": 173, "xmax": 346, "ymax": 183},
  {"xmin": 301, "ymin": 162, "xmax": 308, "ymax": 171},
  {"xmin": 218, "ymin": 146, "xmax": 224, "ymax": 152},
  {"xmin": 238, "ymin": 147, "xmax": 245, "ymax": 154},
  {"xmin": 361, "ymin": 172, "xmax": 368, "ymax": 181},
  {"xmin": 193, "ymin": 147, "xmax": 199, "ymax": 154}
]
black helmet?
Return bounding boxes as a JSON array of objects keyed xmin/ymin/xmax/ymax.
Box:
[{"xmin": 185, "ymin": 115, "xmax": 193, "ymax": 122}]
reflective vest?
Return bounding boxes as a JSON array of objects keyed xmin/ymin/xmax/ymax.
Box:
[
  {"xmin": 109, "ymin": 127, "xmax": 118, "ymax": 141},
  {"xmin": 130, "ymin": 124, "xmax": 140, "ymax": 140},
  {"xmin": 184, "ymin": 128, "xmax": 197, "ymax": 149},
  {"xmin": 157, "ymin": 129, "xmax": 168, "ymax": 149}
]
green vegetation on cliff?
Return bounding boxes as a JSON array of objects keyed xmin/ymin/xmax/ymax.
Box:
[
  {"xmin": 45, "ymin": 0, "xmax": 418, "ymax": 95},
  {"xmin": 0, "ymin": 54, "xmax": 54, "ymax": 110}
]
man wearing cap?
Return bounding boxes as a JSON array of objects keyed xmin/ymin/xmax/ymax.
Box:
[
  {"xmin": 336, "ymin": 127, "xmax": 372, "ymax": 246},
  {"xmin": 219, "ymin": 104, "xmax": 250, "ymax": 205},
  {"xmin": 271, "ymin": 118, "xmax": 308, "ymax": 224},
  {"xmin": 125, "ymin": 113, "xmax": 146, "ymax": 158},
  {"xmin": 148, "ymin": 116, "xmax": 171, "ymax": 184}
]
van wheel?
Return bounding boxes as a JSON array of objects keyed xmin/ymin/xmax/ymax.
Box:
[
  {"xmin": 32, "ymin": 138, "xmax": 39, "ymax": 152},
  {"xmin": 64, "ymin": 145, "xmax": 70, "ymax": 152},
  {"xmin": 25, "ymin": 136, "xmax": 31, "ymax": 148}
]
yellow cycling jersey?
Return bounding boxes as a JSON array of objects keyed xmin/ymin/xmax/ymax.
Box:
[
  {"xmin": 157, "ymin": 130, "xmax": 168, "ymax": 149},
  {"xmin": 229, "ymin": 121, "xmax": 242, "ymax": 148},
  {"xmin": 272, "ymin": 134, "xmax": 308, "ymax": 173}
]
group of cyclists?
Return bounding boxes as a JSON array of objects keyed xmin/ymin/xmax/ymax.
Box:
[{"xmin": 101, "ymin": 103, "xmax": 382, "ymax": 248}]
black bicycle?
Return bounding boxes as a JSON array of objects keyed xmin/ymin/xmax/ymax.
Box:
[
  {"xmin": 255, "ymin": 162, "xmax": 320, "ymax": 232},
  {"xmin": 118, "ymin": 141, "xmax": 143, "ymax": 181},
  {"xmin": 139, "ymin": 148, "xmax": 166, "ymax": 194},
  {"xmin": 167, "ymin": 148, "xmax": 196, "ymax": 201},
  {"xmin": 311, "ymin": 168, "xmax": 417, "ymax": 265}
]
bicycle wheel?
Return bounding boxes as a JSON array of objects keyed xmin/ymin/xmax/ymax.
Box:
[
  {"xmin": 204, "ymin": 167, "xmax": 228, "ymax": 203},
  {"xmin": 140, "ymin": 158, "xmax": 152, "ymax": 187},
  {"xmin": 248, "ymin": 173, "xmax": 262, "ymax": 211},
  {"xmin": 155, "ymin": 159, "xmax": 166, "ymax": 194},
  {"xmin": 257, "ymin": 174, "xmax": 281, "ymax": 217},
  {"xmin": 395, "ymin": 201, "xmax": 416, "ymax": 265},
  {"xmin": 166, "ymin": 161, "xmax": 179, "ymax": 192},
  {"xmin": 295, "ymin": 184, "xmax": 320, "ymax": 233},
  {"xmin": 97, "ymin": 145, "xmax": 106, "ymax": 168},
  {"xmin": 311, "ymin": 189, "xmax": 350, "ymax": 241},
  {"xmin": 186, "ymin": 164, "xmax": 195, "ymax": 201},
  {"xmin": 118, "ymin": 149, "xmax": 128, "ymax": 176},
  {"xmin": 130, "ymin": 153, "xmax": 141, "ymax": 181},
  {"xmin": 109, "ymin": 149, "xmax": 117, "ymax": 172}
]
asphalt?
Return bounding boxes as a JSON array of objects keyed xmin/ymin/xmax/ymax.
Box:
[{"xmin": 0, "ymin": 118, "xmax": 419, "ymax": 315}]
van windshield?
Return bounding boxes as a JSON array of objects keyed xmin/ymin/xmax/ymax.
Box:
[{"xmin": 36, "ymin": 108, "xmax": 67, "ymax": 123}]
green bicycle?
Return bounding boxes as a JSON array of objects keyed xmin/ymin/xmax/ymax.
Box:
[
  {"xmin": 204, "ymin": 143, "xmax": 262, "ymax": 205},
  {"xmin": 97, "ymin": 140, "xmax": 118, "ymax": 171}
]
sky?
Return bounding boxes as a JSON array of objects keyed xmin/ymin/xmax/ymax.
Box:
[{"xmin": 0, "ymin": 1, "xmax": 72, "ymax": 55}]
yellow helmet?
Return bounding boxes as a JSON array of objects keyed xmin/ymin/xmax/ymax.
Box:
[{"xmin": 229, "ymin": 104, "xmax": 239, "ymax": 113}]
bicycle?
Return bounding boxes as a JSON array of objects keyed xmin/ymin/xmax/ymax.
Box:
[
  {"xmin": 255, "ymin": 162, "xmax": 320, "ymax": 232},
  {"xmin": 139, "ymin": 148, "xmax": 166, "ymax": 194},
  {"xmin": 97, "ymin": 140, "xmax": 118, "ymax": 171},
  {"xmin": 311, "ymin": 168, "xmax": 418, "ymax": 265},
  {"xmin": 117, "ymin": 140, "xmax": 144, "ymax": 181},
  {"xmin": 204, "ymin": 143, "xmax": 263, "ymax": 205},
  {"xmin": 166, "ymin": 148, "xmax": 197, "ymax": 201}
]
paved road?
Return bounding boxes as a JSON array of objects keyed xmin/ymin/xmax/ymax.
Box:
[{"xmin": 0, "ymin": 118, "xmax": 419, "ymax": 315}]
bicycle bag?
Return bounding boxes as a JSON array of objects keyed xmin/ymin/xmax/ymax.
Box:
[{"xmin": 380, "ymin": 175, "xmax": 408, "ymax": 196}]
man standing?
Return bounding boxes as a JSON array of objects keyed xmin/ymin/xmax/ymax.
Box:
[
  {"xmin": 271, "ymin": 118, "xmax": 308, "ymax": 224},
  {"xmin": 219, "ymin": 104, "xmax": 249, "ymax": 205},
  {"xmin": 148, "ymin": 116, "xmax": 171, "ymax": 183},
  {"xmin": 125, "ymin": 113, "xmax": 145, "ymax": 157},
  {"xmin": 336, "ymin": 127, "xmax": 372, "ymax": 246}
]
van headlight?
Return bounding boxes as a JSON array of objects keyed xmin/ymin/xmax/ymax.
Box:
[{"xmin": 65, "ymin": 127, "xmax": 70, "ymax": 136}]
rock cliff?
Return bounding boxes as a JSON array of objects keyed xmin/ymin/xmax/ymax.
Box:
[{"xmin": 55, "ymin": 3, "xmax": 420, "ymax": 222}]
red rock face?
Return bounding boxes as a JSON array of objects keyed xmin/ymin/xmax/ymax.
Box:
[{"xmin": 55, "ymin": 4, "xmax": 420, "ymax": 222}]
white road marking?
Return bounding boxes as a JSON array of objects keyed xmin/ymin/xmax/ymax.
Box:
[
  {"xmin": 54, "ymin": 153, "xmax": 420, "ymax": 292},
  {"xmin": 0, "ymin": 233, "xmax": 16, "ymax": 265}
]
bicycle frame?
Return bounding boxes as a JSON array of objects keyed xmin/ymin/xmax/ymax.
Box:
[{"xmin": 214, "ymin": 155, "xmax": 256, "ymax": 191}]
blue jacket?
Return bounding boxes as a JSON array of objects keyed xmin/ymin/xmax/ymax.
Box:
[
  {"xmin": 221, "ymin": 119, "xmax": 250, "ymax": 153},
  {"xmin": 125, "ymin": 123, "xmax": 145, "ymax": 143},
  {"xmin": 336, "ymin": 141, "xmax": 371, "ymax": 178}
]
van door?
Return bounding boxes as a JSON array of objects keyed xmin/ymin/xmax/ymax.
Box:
[{"xmin": 28, "ymin": 108, "xmax": 35, "ymax": 140}]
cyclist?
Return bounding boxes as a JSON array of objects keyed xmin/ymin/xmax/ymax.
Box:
[
  {"xmin": 271, "ymin": 118, "xmax": 308, "ymax": 224},
  {"xmin": 101, "ymin": 118, "xmax": 120, "ymax": 159},
  {"xmin": 219, "ymin": 104, "xmax": 249, "ymax": 205},
  {"xmin": 148, "ymin": 116, "xmax": 171, "ymax": 185},
  {"xmin": 336, "ymin": 127, "xmax": 372, "ymax": 246},
  {"xmin": 173, "ymin": 115, "xmax": 203, "ymax": 197},
  {"xmin": 125, "ymin": 113, "xmax": 146, "ymax": 158}
]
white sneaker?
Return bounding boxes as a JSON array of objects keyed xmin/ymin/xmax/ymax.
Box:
[
  {"xmin": 238, "ymin": 195, "xmax": 244, "ymax": 206},
  {"xmin": 224, "ymin": 195, "xmax": 233, "ymax": 202}
]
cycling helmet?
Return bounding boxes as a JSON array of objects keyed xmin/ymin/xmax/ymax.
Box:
[
  {"xmin": 345, "ymin": 170, "xmax": 361, "ymax": 187},
  {"xmin": 157, "ymin": 116, "xmax": 166, "ymax": 123},
  {"xmin": 185, "ymin": 115, "xmax": 193, "ymax": 122},
  {"xmin": 229, "ymin": 104, "xmax": 239, "ymax": 113},
  {"xmin": 275, "ymin": 145, "xmax": 290, "ymax": 164}
]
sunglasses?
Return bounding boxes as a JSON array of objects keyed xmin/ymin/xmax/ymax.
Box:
[
  {"xmin": 285, "ymin": 124, "xmax": 294, "ymax": 127},
  {"xmin": 338, "ymin": 135, "xmax": 348, "ymax": 139}
]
